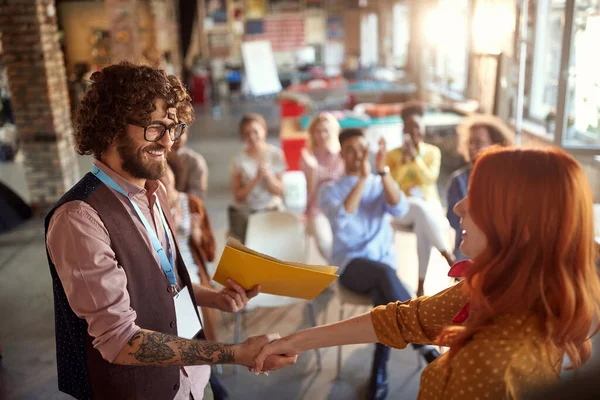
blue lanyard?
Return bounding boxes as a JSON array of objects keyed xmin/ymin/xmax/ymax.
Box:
[{"xmin": 92, "ymin": 165, "xmax": 177, "ymax": 290}]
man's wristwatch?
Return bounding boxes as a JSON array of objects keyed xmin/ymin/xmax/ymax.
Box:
[{"xmin": 377, "ymin": 166, "xmax": 390, "ymax": 176}]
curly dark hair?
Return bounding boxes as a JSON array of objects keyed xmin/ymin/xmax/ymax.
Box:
[
  {"xmin": 75, "ymin": 61, "xmax": 194, "ymax": 158},
  {"xmin": 456, "ymin": 114, "xmax": 515, "ymax": 162},
  {"xmin": 400, "ymin": 100, "xmax": 426, "ymax": 121}
]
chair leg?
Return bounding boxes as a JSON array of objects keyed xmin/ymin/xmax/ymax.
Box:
[
  {"xmin": 307, "ymin": 301, "xmax": 322, "ymax": 371},
  {"xmin": 234, "ymin": 311, "xmax": 242, "ymax": 375},
  {"xmin": 336, "ymin": 304, "xmax": 345, "ymax": 381}
]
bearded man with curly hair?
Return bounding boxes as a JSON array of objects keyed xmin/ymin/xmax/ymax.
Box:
[{"xmin": 44, "ymin": 62, "xmax": 296, "ymax": 400}]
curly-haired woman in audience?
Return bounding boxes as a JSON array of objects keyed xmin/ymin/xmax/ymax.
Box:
[
  {"xmin": 300, "ymin": 112, "xmax": 344, "ymax": 262},
  {"xmin": 256, "ymin": 146, "xmax": 600, "ymax": 400},
  {"xmin": 447, "ymin": 115, "xmax": 514, "ymax": 261},
  {"xmin": 229, "ymin": 113, "xmax": 287, "ymax": 243}
]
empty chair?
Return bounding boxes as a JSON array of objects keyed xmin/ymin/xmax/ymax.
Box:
[{"xmin": 234, "ymin": 211, "xmax": 321, "ymax": 372}]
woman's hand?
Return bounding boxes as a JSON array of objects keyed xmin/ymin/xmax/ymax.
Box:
[
  {"xmin": 402, "ymin": 134, "xmax": 417, "ymax": 162},
  {"xmin": 254, "ymin": 336, "xmax": 301, "ymax": 373}
]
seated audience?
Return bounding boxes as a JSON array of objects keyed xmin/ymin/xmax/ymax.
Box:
[
  {"xmin": 168, "ymin": 125, "xmax": 209, "ymax": 199},
  {"xmin": 256, "ymin": 146, "xmax": 600, "ymax": 400},
  {"xmin": 386, "ymin": 101, "xmax": 454, "ymax": 296},
  {"xmin": 447, "ymin": 115, "xmax": 514, "ymax": 261},
  {"xmin": 318, "ymin": 128, "xmax": 439, "ymax": 400},
  {"xmin": 229, "ymin": 113, "xmax": 286, "ymax": 243},
  {"xmin": 160, "ymin": 165, "xmax": 230, "ymax": 400},
  {"xmin": 300, "ymin": 112, "xmax": 344, "ymax": 262}
]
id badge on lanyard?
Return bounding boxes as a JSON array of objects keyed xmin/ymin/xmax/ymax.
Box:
[{"xmin": 92, "ymin": 165, "xmax": 178, "ymax": 291}]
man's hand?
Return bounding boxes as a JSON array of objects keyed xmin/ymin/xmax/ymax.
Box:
[
  {"xmin": 360, "ymin": 146, "xmax": 371, "ymax": 178},
  {"xmin": 254, "ymin": 336, "xmax": 301, "ymax": 373},
  {"xmin": 375, "ymin": 138, "xmax": 387, "ymax": 172},
  {"xmin": 233, "ymin": 333, "xmax": 298, "ymax": 372},
  {"xmin": 301, "ymin": 148, "xmax": 318, "ymax": 170},
  {"xmin": 211, "ymin": 279, "xmax": 260, "ymax": 312}
]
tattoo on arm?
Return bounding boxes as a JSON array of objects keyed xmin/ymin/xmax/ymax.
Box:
[
  {"xmin": 177, "ymin": 341, "xmax": 235, "ymax": 365},
  {"xmin": 122, "ymin": 329, "xmax": 236, "ymax": 366},
  {"xmin": 128, "ymin": 331, "xmax": 176, "ymax": 364}
]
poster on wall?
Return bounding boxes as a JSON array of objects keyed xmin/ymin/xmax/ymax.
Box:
[
  {"xmin": 246, "ymin": 0, "xmax": 266, "ymax": 18},
  {"xmin": 327, "ymin": 16, "xmax": 343, "ymax": 39},
  {"xmin": 206, "ymin": 0, "xmax": 227, "ymax": 23},
  {"xmin": 208, "ymin": 33, "xmax": 230, "ymax": 57},
  {"xmin": 306, "ymin": 0, "xmax": 323, "ymax": 9},
  {"xmin": 241, "ymin": 40, "xmax": 282, "ymax": 96},
  {"xmin": 245, "ymin": 19, "xmax": 264, "ymax": 35},
  {"xmin": 269, "ymin": 0, "xmax": 301, "ymax": 13}
]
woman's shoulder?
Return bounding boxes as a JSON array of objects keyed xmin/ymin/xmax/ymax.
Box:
[
  {"xmin": 266, "ymin": 143, "xmax": 284, "ymax": 156},
  {"xmin": 422, "ymin": 142, "xmax": 442, "ymax": 155},
  {"xmin": 450, "ymin": 165, "xmax": 472, "ymax": 181}
]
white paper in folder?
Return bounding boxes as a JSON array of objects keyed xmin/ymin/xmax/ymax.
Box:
[{"xmin": 241, "ymin": 41, "xmax": 282, "ymax": 96}]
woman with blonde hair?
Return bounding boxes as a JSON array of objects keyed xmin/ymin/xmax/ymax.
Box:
[
  {"xmin": 447, "ymin": 114, "xmax": 514, "ymax": 260},
  {"xmin": 255, "ymin": 147, "xmax": 600, "ymax": 400},
  {"xmin": 300, "ymin": 112, "xmax": 344, "ymax": 261}
]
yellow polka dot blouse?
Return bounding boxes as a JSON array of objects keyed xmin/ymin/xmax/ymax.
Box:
[{"xmin": 370, "ymin": 282, "xmax": 563, "ymax": 399}]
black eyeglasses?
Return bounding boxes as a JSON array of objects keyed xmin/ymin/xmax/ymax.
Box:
[{"xmin": 128, "ymin": 121, "xmax": 187, "ymax": 142}]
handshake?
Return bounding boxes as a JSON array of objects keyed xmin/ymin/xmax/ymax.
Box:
[{"xmin": 232, "ymin": 332, "xmax": 302, "ymax": 375}]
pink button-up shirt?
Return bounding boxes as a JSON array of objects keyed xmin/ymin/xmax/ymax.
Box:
[
  {"xmin": 300, "ymin": 148, "xmax": 344, "ymax": 217},
  {"xmin": 46, "ymin": 159, "xmax": 210, "ymax": 399}
]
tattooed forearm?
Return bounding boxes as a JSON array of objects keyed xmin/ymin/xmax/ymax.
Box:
[
  {"xmin": 115, "ymin": 329, "xmax": 236, "ymax": 367},
  {"xmin": 177, "ymin": 341, "xmax": 235, "ymax": 365},
  {"xmin": 127, "ymin": 331, "xmax": 176, "ymax": 364}
]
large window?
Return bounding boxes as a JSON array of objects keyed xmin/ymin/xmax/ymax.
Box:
[
  {"xmin": 392, "ymin": 3, "xmax": 410, "ymax": 68},
  {"xmin": 529, "ymin": 0, "xmax": 565, "ymax": 122},
  {"xmin": 564, "ymin": 0, "xmax": 600, "ymax": 146},
  {"xmin": 423, "ymin": 0, "xmax": 470, "ymax": 95},
  {"xmin": 360, "ymin": 13, "xmax": 378, "ymax": 67},
  {"xmin": 527, "ymin": 0, "xmax": 600, "ymax": 152}
]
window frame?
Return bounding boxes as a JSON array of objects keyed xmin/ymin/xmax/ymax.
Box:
[{"xmin": 553, "ymin": 0, "xmax": 600, "ymax": 154}]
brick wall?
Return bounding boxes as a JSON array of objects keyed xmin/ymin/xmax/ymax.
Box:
[{"xmin": 0, "ymin": 0, "xmax": 80, "ymax": 211}]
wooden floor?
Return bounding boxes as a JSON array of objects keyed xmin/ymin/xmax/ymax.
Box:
[{"xmin": 1, "ymin": 101, "xmax": 598, "ymax": 399}]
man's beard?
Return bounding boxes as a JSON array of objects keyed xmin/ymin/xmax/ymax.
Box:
[{"xmin": 117, "ymin": 135, "xmax": 168, "ymax": 181}]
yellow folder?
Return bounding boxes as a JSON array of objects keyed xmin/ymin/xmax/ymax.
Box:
[{"xmin": 213, "ymin": 238, "xmax": 339, "ymax": 300}]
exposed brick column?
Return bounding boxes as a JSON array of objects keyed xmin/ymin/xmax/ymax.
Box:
[
  {"xmin": 149, "ymin": 0, "xmax": 183, "ymax": 77},
  {"xmin": 0, "ymin": 0, "xmax": 80, "ymax": 212},
  {"xmin": 105, "ymin": 0, "xmax": 142, "ymax": 63}
]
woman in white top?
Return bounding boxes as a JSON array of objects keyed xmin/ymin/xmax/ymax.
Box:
[
  {"xmin": 229, "ymin": 113, "xmax": 287, "ymax": 243},
  {"xmin": 300, "ymin": 113, "xmax": 344, "ymax": 262}
]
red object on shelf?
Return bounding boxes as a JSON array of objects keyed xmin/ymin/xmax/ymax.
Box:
[
  {"xmin": 190, "ymin": 75, "xmax": 208, "ymax": 105},
  {"xmin": 281, "ymin": 137, "xmax": 307, "ymax": 171},
  {"xmin": 280, "ymin": 100, "xmax": 306, "ymax": 118}
]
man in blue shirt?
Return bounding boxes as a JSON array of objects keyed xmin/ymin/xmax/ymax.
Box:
[{"xmin": 319, "ymin": 128, "xmax": 439, "ymax": 400}]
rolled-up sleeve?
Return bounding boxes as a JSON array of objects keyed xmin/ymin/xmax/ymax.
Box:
[
  {"xmin": 370, "ymin": 281, "xmax": 467, "ymax": 348},
  {"xmin": 318, "ymin": 183, "xmax": 354, "ymax": 231},
  {"xmin": 383, "ymin": 183, "xmax": 409, "ymax": 218},
  {"xmin": 47, "ymin": 201, "xmax": 141, "ymax": 363}
]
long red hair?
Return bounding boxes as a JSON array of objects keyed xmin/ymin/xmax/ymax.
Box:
[{"xmin": 440, "ymin": 146, "xmax": 600, "ymax": 369}]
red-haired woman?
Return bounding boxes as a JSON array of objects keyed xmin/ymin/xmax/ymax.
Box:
[{"xmin": 254, "ymin": 147, "xmax": 600, "ymax": 400}]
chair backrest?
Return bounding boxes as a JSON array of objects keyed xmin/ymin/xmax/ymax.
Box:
[
  {"xmin": 244, "ymin": 211, "xmax": 308, "ymax": 308},
  {"xmin": 282, "ymin": 171, "xmax": 307, "ymax": 212},
  {"xmin": 245, "ymin": 211, "xmax": 306, "ymax": 263}
]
